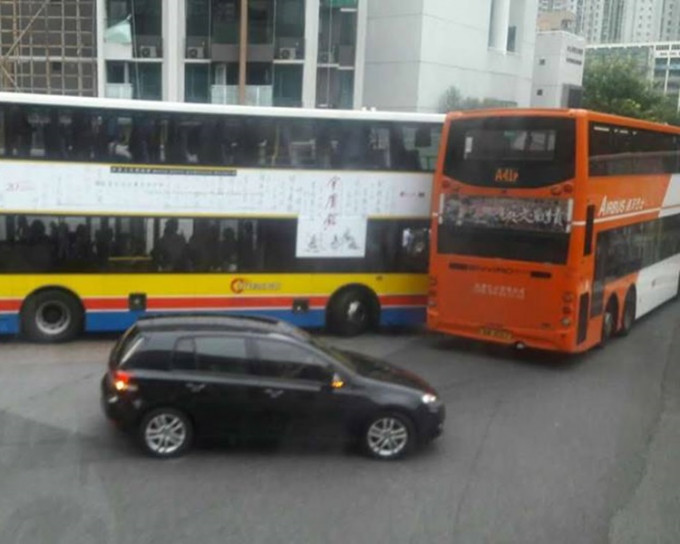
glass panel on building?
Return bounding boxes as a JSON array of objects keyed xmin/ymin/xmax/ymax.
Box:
[
  {"xmin": 185, "ymin": 64, "xmax": 210, "ymax": 103},
  {"xmin": 273, "ymin": 65, "xmax": 303, "ymax": 107}
]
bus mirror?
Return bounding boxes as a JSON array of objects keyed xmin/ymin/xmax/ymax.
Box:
[{"xmin": 415, "ymin": 127, "xmax": 432, "ymax": 148}]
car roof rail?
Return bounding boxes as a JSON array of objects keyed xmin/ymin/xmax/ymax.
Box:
[{"xmin": 135, "ymin": 312, "xmax": 283, "ymax": 326}]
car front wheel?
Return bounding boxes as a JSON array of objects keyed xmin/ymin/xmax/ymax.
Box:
[
  {"xmin": 139, "ymin": 408, "xmax": 193, "ymax": 459},
  {"xmin": 363, "ymin": 412, "xmax": 415, "ymax": 460}
]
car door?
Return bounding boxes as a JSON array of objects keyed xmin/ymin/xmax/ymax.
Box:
[
  {"xmin": 249, "ymin": 338, "xmax": 359, "ymax": 444},
  {"xmin": 168, "ymin": 335, "xmax": 258, "ymax": 439},
  {"xmin": 190, "ymin": 334, "xmax": 262, "ymax": 439}
]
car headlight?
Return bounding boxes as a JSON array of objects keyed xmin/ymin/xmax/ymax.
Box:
[{"xmin": 422, "ymin": 393, "xmax": 438, "ymax": 404}]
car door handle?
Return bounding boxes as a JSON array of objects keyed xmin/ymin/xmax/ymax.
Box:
[
  {"xmin": 185, "ymin": 383, "xmax": 206, "ymax": 393},
  {"xmin": 264, "ymin": 388, "xmax": 284, "ymax": 399}
]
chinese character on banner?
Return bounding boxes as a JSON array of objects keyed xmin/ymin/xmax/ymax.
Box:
[
  {"xmin": 328, "ymin": 176, "xmax": 340, "ymax": 191},
  {"xmin": 324, "ymin": 214, "xmax": 337, "ymax": 229},
  {"xmin": 326, "ymin": 193, "xmax": 338, "ymax": 210}
]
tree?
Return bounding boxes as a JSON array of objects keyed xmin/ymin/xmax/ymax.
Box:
[
  {"xmin": 438, "ymin": 86, "xmax": 514, "ymax": 113},
  {"xmin": 583, "ymin": 57, "xmax": 680, "ymax": 125}
]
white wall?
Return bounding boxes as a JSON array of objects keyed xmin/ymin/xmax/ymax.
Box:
[
  {"xmin": 363, "ymin": 0, "xmax": 539, "ymax": 112},
  {"xmin": 531, "ymin": 31, "xmax": 585, "ymax": 107},
  {"xmin": 362, "ymin": 0, "xmax": 424, "ymax": 110}
]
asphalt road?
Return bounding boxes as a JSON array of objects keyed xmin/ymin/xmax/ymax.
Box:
[{"xmin": 0, "ymin": 304, "xmax": 679, "ymax": 544}]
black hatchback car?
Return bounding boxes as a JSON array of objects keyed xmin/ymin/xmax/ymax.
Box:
[{"xmin": 101, "ymin": 314, "xmax": 445, "ymax": 460}]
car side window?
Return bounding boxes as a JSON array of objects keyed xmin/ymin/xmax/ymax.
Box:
[
  {"xmin": 172, "ymin": 338, "xmax": 196, "ymax": 371},
  {"xmin": 194, "ymin": 336, "xmax": 250, "ymax": 376},
  {"xmin": 253, "ymin": 340, "xmax": 330, "ymax": 382}
]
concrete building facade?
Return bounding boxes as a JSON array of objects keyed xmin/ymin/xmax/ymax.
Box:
[
  {"xmin": 2, "ymin": 0, "xmax": 540, "ymax": 113},
  {"xmin": 531, "ymin": 30, "xmax": 585, "ymax": 107},
  {"xmin": 363, "ymin": 0, "xmax": 539, "ymax": 112}
]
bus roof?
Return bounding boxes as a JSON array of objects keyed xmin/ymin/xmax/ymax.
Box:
[
  {"xmin": 0, "ymin": 92, "xmax": 444, "ymax": 124},
  {"xmin": 444, "ymin": 107, "xmax": 680, "ymax": 134}
]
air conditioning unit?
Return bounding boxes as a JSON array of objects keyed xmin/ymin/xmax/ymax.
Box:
[
  {"xmin": 278, "ymin": 47, "xmax": 297, "ymax": 60},
  {"xmin": 319, "ymin": 51, "xmax": 333, "ymax": 63},
  {"xmin": 187, "ymin": 46, "xmax": 206, "ymax": 59},
  {"xmin": 139, "ymin": 45, "xmax": 158, "ymax": 58}
]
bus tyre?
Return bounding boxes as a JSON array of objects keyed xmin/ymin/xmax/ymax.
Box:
[
  {"xmin": 619, "ymin": 290, "xmax": 636, "ymax": 337},
  {"xmin": 21, "ymin": 290, "xmax": 83, "ymax": 343},
  {"xmin": 600, "ymin": 298, "xmax": 618, "ymax": 347},
  {"xmin": 328, "ymin": 288, "xmax": 375, "ymax": 337}
]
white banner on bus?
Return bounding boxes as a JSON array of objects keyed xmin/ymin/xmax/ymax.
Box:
[
  {"xmin": 0, "ymin": 162, "xmax": 431, "ymax": 219},
  {"xmin": 296, "ymin": 215, "xmax": 368, "ymax": 258}
]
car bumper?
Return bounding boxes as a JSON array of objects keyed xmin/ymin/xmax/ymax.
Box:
[
  {"xmin": 100, "ymin": 376, "xmax": 138, "ymax": 430},
  {"xmin": 418, "ymin": 403, "xmax": 446, "ymax": 443}
]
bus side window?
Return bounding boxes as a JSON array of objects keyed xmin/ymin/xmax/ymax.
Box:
[
  {"xmin": 399, "ymin": 224, "xmax": 430, "ymax": 272},
  {"xmin": 279, "ymin": 119, "xmax": 317, "ymax": 168}
]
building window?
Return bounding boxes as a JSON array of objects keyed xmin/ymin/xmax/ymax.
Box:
[
  {"xmin": 539, "ymin": 58, "xmax": 546, "ymax": 65},
  {"xmin": 507, "ymin": 26, "xmax": 517, "ymax": 52},
  {"xmin": 129, "ymin": 63, "xmax": 162, "ymax": 100},
  {"xmin": 537, "ymin": 89, "xmax": 544, "ymax": 96},
  {"xmin": 185, "ymin": 64, "xmax": 210, "ymax": 103},
  {"xmin": 107, "ymin": 61, "xmax": 126, "ymax": 83},
  {"xmin": 273, "ymin": 65, "xmax": 303, "ymax": 107},
  {"xmin": 186, "ymin": 0, "xmax": 210, "ymax": 38}
]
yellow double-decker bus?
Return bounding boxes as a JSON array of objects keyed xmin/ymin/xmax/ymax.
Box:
[{"xmin": 0, "ymin": 92, "xmax": 442, "ymax": 342}]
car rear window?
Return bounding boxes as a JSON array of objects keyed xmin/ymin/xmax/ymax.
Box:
[{"xmin": 110, "ymin": 325, "xmax": 142, "ymax": 369}]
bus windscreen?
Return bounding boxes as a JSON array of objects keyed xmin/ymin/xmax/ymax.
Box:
[{"xmin": 443, "ymin": 116, "xmax": 576, "ymax": 187}]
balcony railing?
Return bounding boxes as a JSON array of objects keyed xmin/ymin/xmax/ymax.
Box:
[
  {"xmin": 105, "ymin": 83, "xmax": 134, "ymax": 99},
  {"xmin": 211, "ymin": 85, "xmax": 273, "ymax": 107}
]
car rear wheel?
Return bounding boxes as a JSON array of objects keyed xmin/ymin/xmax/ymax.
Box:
[
  {"xmin": 363, "ymin": 412, "xmax": 415, "ymax": 460},
  {"xmin": 139, "ymin": 408, "xmax": 193, "ymax": 459}
]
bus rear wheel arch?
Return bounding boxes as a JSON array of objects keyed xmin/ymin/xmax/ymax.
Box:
[
  {"xmin": 618, "ymin": 286, "xmax": 637, "ymax": 337},
  {"xmin": 327, "ymin": 285, "xmax": 380, "ymax": 337},
  {"xmin": 21, "ymin": 288, "xmax": 84, "ymax": 343}
]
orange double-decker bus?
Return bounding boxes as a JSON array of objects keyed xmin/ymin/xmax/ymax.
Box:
[{"xmin": 428, "ymin": 109, "xmax": 680, "ymax": 353}]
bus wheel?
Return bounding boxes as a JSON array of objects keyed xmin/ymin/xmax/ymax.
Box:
[
  {"xmin": 619, "ymin": 289, "xmax": 637, "ymax": 337},
  {"xmin": 328, "ymin": 288, "xmax": 376, "ymax": 337},
  {"xmin": 21, "ymin": 290, "xmax": 83, "ymax": 343},
  {"xmin": 600, "ymin": 298, "xmax": 618, "ymax": 347}
]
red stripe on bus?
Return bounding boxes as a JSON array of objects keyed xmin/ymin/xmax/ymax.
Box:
[
  {"xmin": 65, "ymin": 294, "xmax": 427, "ymax": 313},
  {"xmin": 0, "ymin": 300, "xmax": 22, "ymax": 312},
  {"xmin": 381, "ymin": 295, "xmax": 427, "ymax": 306}
]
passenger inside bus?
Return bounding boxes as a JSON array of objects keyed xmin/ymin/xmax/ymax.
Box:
[{"xmin": 153, "ymin": 219, "xmax": 188, "ymax": 271}]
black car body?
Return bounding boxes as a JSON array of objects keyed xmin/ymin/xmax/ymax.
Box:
[{"xmin": 101, "ymin": 314, "xmax": 445, "ymax": 459}]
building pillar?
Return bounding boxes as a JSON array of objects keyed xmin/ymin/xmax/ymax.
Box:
[
  {"xmin": 489, "ymin": 0, "xmax": 511, "ymax": 52},
  {"xmin": 353, "ymin": 0, "xmax": 368, "ymax": 109},
  {"xmin": 96, "ymin": 0, "xmax": 106, "ymax": 97},
  {"xmin": 302, "ymin": 0, "xmax": 320, "ymax": 108},
  {"xmin": 163, "ymin": 0, "xmax": 184, "ymax": 101}
]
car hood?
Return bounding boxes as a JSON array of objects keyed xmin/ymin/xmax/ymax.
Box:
[{"xmin": 341, "ymin": 350, "xmax": 436, "ymax": 394}]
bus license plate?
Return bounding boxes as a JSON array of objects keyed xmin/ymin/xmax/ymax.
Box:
[{"xmin": 479, "ymin": 328, "xmax": 513, "ymax": 341}]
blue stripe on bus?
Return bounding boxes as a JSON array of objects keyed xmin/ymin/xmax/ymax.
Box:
[
  {"xmin": 0, "ymin": 314, "xmax": 20, "ymax": 335},
  {"xmin": 0, "ymin": 307, "xmax": 425, "ymax": 337}
]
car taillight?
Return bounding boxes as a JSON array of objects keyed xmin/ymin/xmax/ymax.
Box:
[{"xmin": 111, "ymin": 370, "xmax": 138, "ymax": 392}]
